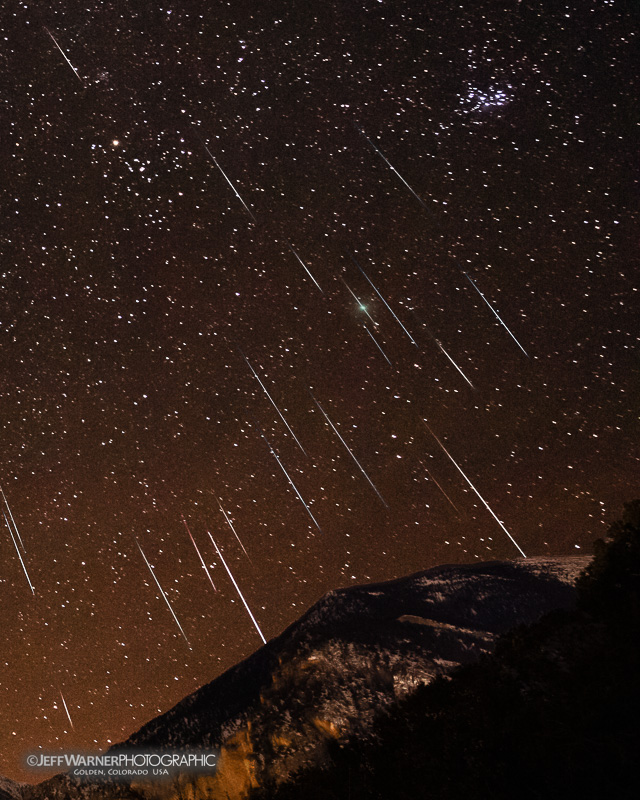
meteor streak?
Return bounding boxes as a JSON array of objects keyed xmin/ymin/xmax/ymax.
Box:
[
  {"xmin": 60, "ymin": 691, "xmax": 74, "ymax": 730},
  {"xmin": 284, "ymin": 241, "xmax": 324, "ymax": 295},
  {"xmin": 255, "ymin": 423, "xmax": 322, "ymax": 532},
  {"xmin": 423, "ymin": 421, "xmax": 526, "ymax": 558},
  {"xmin": 3, "ymin": 510, "xmax": 35, "ymax": 595},
  {"xmin": 352, "ymin": 257, "xmax": 418, "ymax": 347},
  {"xmin": 44, "ymin": 27, "xmax": 84, "ymax": 84},
  {"xmin": 208, "ymin": 534, "xmax": 266, "ymax": 644},
  {"xmin": 312, "ymin": 393, "xmax": 389, "ymax": 509},
  {"xmin": 357, "ymin": 127, "xmax": 429, "ymax": 211},
  {"xmin": 410, "ymin": 309, "xmax": 474, "ymax": 388},
  {"xmin": 363, "ymin": 324, "xmax": 392, "ymax": 365},
  {"xmin": 461, "ymin": 270, "xmax": 529, "ymax": 357},
  {"xmin": 135, "ymin": 539, "xmax": 192, "ymax": 648},
  {"xmin": 181, "ymin": 516, "xmax": 217, "ymax": 592},
  {"xmin": 195, "ymin": 129, "xmax": 257, "ymax": 223},
  {"xmin": 215, "ymin": 496, "xmax": 251, "ymax": 561},
  {"xmin": 434, "ymin": 339, "xmax": 474, "ymax": 389},
  {"xmin": 1, "ymin": 486, "xmax": 25, "ymax": 552},
  {"xmin": 238, "ymin": 346, "xmax": 307, "ymax": 455},
  {"xmin": 422, "ymin": 463, "xmax": 461, "ymax": 516}
]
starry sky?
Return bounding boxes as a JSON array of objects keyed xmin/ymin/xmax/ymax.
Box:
[{"xmin": 1, "ymin": 0, "xmax": 637, "ymax": 784}]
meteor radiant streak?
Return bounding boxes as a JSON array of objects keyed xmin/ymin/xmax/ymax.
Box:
[
  {"xmin": 1, "ymin": 486, "xmax": 25, "ymax": 552},
  {"xmin": 409, "ymin": 308, "xmax": 473, "ymax": 387},
  {"xmin": 60, "ymin": 691, "xmax": 74, "ymax": 730},
  {"xmin": 197, "ymin": 134, "xmax": 256, "ymax": 223},
  {"xmin": 312, "ymin": 394, "xmax": 389, "ymax": 509},
  {"xmin": 434, "ymin": 339, "xmax": 474, "ymax": 389},
  {"xmin": 352, "ymin": 258, "xmax": 418, "ymax": 347},
  {"xmin": 181, "ymin": 516, "xmax": 217, "ymax": 592},
  {"xmin": 462, "ymin": 271, "xmax": 529, "ymax": 357},
  {"xmin": 284, "ymin": 241, "xmax": 324, "ymax": 295},
  {"xmin": 423, "ymin": 465, "xmax": 461, "ymax": 516},
  {"xmin": 44, "ymin": 28, "xmax": 84, "ymax": 84},
  {"xmin": 215, "ymin": 497, "xmax": 251, "ymax": 561},
  {"xmin": 357, "ymin": 127, "xmax": 429, "ymax": 211},
  {"xmin": 3, "ymin": 510, "xmax": 35, "ymax": 595},
  {"xmin": 423, "ymin": 421, "xmax": 526, "ymax": 558},
  {"xmin": 135, "ymin": 539, "xmax": 192, "ymax": 648},
  {"xmin": 208, "ymin": 534, "xmax": 266, "ymax": 644},
  {"xmin": 239, "ymin": 347, "xmax": 307, "ymax": 455},
  {"xmin": 363, "ymin": 324, "xmax": 392, "ymax": 366},
  {"xmin": 255, "ymin": 423, "xmax": 322, "ymax": 532}
]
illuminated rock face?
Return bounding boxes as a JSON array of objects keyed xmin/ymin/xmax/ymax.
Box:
[
  {"xmin": 23, "ymin": 557, "xmax": 589, "ymax": 800},
  {"xmin": 162, "ymin": 557, "xmax": 589, "ymax": 799}
]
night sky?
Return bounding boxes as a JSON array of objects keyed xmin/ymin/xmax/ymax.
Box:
[{"xmin": 1, "ymin": 0, "xmax": 637, "ymax": 783}]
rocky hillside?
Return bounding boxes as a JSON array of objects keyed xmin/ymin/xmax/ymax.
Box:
[{"xmin": 22, "ymin": 556, "xmax": 587, "ymax": 800}]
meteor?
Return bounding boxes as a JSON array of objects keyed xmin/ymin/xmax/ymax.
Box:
[
  {"xmin": 351, "ymin": 257, "xmax": 418, "ymax": 347},
  {"xmin": 208, "ymin": 534, "xmax": 266, "ymax": 644},
  {"xmin": 312, "ymin": 393, "xmax": 389, "ymax": 509},
  {"xmin": 44, "ymin": 27, "xmax": 84, "ymax": 84},
  {"xmin": 255, "ymin": 422, "xmax": 322, "ymax": 532},
  {"xmin": 461, "ymin": 269, "xmax": 529, "ymax": 357},
  {"xmin": 238, "ymin": 346, "xmax": 307, "ymax": 455},
  {"xmin": 363, "ymin": 324, "xmax": 392, "ymax": 366},
  {"xmin": 135, "ymin": 539, "xmax": 192, "ymax": 648},
  {"xmin": 60, "ymin": 691, "xmax": 74, "ymax": 730},
  {"xmin": 283, "ymin": 241, "xmax": 324, "ymax": 295},
  {"xmin": 181, "ymin": 516, "xmax": 217, "ymax": 592},
  {"xmin": 434, "ymin": 338, "xmax": 474, "ymax": 389},
  {"xmin": 409, "ymin": 308, "xmax": 474, "ymax": 388},
  {"xmin": 357, "ymin": 126, "xmax": 429, "ymax": 211},
  {"xmin": 215, "ymin": 496, "xmax": 251, "ymax": 561},
  {"xmin": 422, "ymin": 463, "xmax": 461, "ymax": 516},
  {"xmin": 3, "ymin": 510, "xmax": 35, "ymax": 595},
  {"xmin": 423, "ymin": 421, "xmax": 526, "ymax": 558},
  {"xmin": 1, "ymin": 485, "xmax": 25, "ymax": 551},
  {"xmin": 194, "ymin": 128, "xmax": 257, "ymax": 223}
]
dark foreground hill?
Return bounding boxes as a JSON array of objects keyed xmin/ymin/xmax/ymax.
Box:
[
  {"xmin": 20, "ymin": 554, "xmax": 589, "ymax": 800},
  {"xmin": 253, "ymin": 501, "xmax": 640, "ymax": 800}
]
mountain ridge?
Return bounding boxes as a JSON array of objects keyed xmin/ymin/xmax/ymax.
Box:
[{"xmin": 21, "ymin": 555, "xmax": 589, "ymax": 799}]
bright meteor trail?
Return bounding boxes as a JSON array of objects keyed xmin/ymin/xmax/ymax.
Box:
[
  {"xmin": 462, "ymin": 270, "xmax": 529, "ymax": 357},
  {"xmin": 357, "ymin": 127, "xmax": 429, "ymax": 211},
  {"xmin": 312, "ymin": 393, "xmax": 389, "ymax": 509},
  {"xmin": 284, "ymin": 241, "xmax": 324, "ymax": 295},
  {"xmin": 434, "ymin": 339, "xmax": 474, "ymax": 389},
  {"xmin": 238, "ymin": 346, "xmax": 307, "ymax": 456},
  {"xmin": 409, "ymin": 309, "xmax": 474, "ymax": 388},
  {"xmin": 182, "ymin": 516, "xmax": 217, "ymax": 592},
  {"xmin": 208, "ymin": 534, "xmax": 266, "ymax": 644},
  {"xmin": 44, "ymin": 28, "xmax": 84, "ymax": 84},
  {"xmin": 1, "ymin": 486, "xmax": 25, "ymax": 552},
  {"xmin": 352, "ymin": 257, "xmax": 418, "ymax": 347},
  {"xmin": 254, "ymin": 422, "xmax": 323, "ymax": 532},
  {"xmin": 135, "ymin": 539, "xmax": 192, "ymax": 649},
  {"xmin": 3, "ymin": 510, "xmax": 35, "ymax": 595},
  {"xmin": 59, "ymin": 692, "xmax": 74, "ymax": 730},
  {"xmin": 363, "ymin": 324, "xmax": 392, "ymax": 366},
  {"xmin": 195, "ymin": 129, "xmax": 257, "ymax": 223},
  {"xmin": 423, "ymin": 421, "xmax": 527, "ymax": 558},
  {"xmin": 422, "ymin": 463, "xmax": 461, "ymax": 516},
  {"xmin": 215, "ymin": 496, "xmax": 251, "ymax": 561}
]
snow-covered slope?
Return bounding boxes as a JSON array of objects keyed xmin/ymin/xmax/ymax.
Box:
[{"xmin": 26, "ymin": 556, "xmax": 588, "ymax": 799}]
